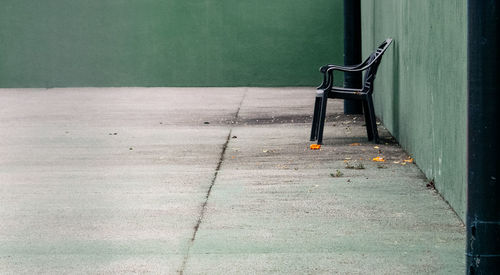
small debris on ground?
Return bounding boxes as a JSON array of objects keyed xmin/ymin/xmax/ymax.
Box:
[
  {"xmin": 204, "ymin": 121, "xmax": 210, "ymax": 124},
  {"xmin": 232, "ymin": 136, "xmax": 237, "ymax": 139},
  {"xmin": 345, "ymin": 161, "xmax": 365, "ymax": 169},
  {"xmin": 349, "ymin": 143, "xmax": 361, "ymax": 146},
  {"xmin": 330, "ymin": 170, "xmax": 344, "ymax": 177},
  {"xmin": 426, "ymin": 179, "xmax": 435, "ymax": 189},
  {"xmin": 275, "ymin": 164, "xmax": 289, "ymax": 169}
]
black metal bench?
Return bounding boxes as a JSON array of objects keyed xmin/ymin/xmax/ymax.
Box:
[{"xmin": 310, "ymin": 38, "xmax": 393, "ymax": 145}]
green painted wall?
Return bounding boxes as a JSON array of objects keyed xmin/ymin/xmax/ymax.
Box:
[
  {"xmin": 0, "ymin": 0, "xmax": 343, "ymax": 88},
  {"xmin": 361, "ymin": 0, "xmax": 467, "ymax": 220}
]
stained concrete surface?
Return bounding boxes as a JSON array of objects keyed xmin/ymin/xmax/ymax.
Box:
[{"xmin": 0, "ymin": 88, "xmax": 464, "ymax": 274}]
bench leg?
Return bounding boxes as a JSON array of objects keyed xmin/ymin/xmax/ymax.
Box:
[
  {"xmin": 366, "ymin": 95, "xmax": 380, "ymax": 143},
  {"xmin": 362, "ymin": 100, "xmax": 374, "ymax": 141},
  {"xmin": 316, "ymin": 91, "xmax": 329, "ymax": 145},
  {"xmin": 310, "ymin": 93, "xmax": 322, "ymax": 141}
]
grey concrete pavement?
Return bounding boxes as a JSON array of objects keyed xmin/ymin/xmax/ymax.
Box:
[{"xmin": 0, "ymin": 88, "xmax": 464, "ymax": 274}]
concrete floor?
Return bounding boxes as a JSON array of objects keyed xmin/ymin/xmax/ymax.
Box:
[{"xmin": 0, "ymin": 88, "xmax": 465, "ymax": 274}]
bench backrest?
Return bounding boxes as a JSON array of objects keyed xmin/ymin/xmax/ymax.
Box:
[{"xmin": 363, "ymin": 38, "xmax": 393, "ymax": 93}]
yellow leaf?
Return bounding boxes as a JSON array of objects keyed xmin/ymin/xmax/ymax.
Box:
[
  {"xmin": 372, "ymin": 156, "xmax": 385, "ymax": 162},
  {"xmin": 310, "ymin": 144, "xmax": 321, "ymax": 150},
  {"xmin": 404, "ymin": 158, "xmax": 414, "ymax": 163}
]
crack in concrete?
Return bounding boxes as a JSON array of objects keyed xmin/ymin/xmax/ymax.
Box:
[{"xmin": 178, "ymin": 90, "xmax": 246, "ymax": 274}]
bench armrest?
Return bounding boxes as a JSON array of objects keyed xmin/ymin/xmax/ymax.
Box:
[
  {"xmin": 317, "ymin": 38, "xmax": 393, "ymax": 90},
  {"xmin": 317, "ymin": 62, "xmax": 365, "ymax": 90},
  {"xmin": 319, "ymin": 64, "xmax": 359, "ymax": 73}
]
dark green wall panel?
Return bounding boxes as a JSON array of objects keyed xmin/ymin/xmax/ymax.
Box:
[
  {"xmin": 361, "ymin": 0, "xmax": 467, "ymax": 220},
  {"xmin": 0, "ymin": 0, "xmax": 343, "ymax": 87}
]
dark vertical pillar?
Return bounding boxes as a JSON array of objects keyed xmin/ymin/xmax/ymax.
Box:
[
  {"xmin": 467, "ymin": 0, "xmax": 500, "ymax": 274},
  {"xmin": 343, "ymin": 0, "xmax": 363, "ymax": 114}
]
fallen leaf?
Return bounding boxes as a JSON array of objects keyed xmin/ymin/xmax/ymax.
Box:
[
  {"xmin": 374, "ymin": 146, "xmax": 380, "ymax": 149},
  {"xmin": 310, "ymin": 144, "xmax": 321, "ymax": 150},
  {"xmin": 372, "ymin": 156, "xmax": 385, "ymax": 162},
  {"xmin": 349, "ymin": 143, "xmax": 361, "ymax": 146},
  {"xmin": 404, "ymin": 158, "xmax": 414, "ymax": 163}
]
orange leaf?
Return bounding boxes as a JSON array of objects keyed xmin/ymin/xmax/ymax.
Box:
[
  {"xmin": 310, "ymin": 144, "xmax": 321, "ymax": 150},
  {"xmin": 372, "ymin": 156, "xmax": 385, "ymax": 162},
  {"xmin": 404, "ymin": 158, "xmax": 414, "ymax": 163},
  {"xmin": 349, "ymin": 143, "xmax": 361, "ymax": 146}
]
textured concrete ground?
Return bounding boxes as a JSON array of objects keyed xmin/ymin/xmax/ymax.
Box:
[{"xmin": 0, "ymin": 88, "xmax": 465, "ymax": 274}]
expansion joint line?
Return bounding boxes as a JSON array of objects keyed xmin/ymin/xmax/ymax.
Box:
[{"xmin": 178, "ymin": 89, "xmax": 246, "ymax": 274}]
